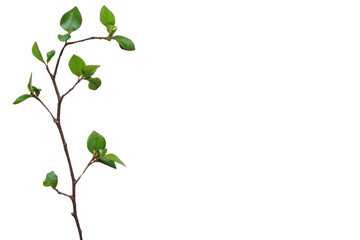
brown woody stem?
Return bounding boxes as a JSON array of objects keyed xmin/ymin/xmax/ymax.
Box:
[{"xmin": 34, "ymin": 36, "xmax": 107, "ymax": 240}]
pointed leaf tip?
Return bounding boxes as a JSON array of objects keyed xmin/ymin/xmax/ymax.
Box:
[
  {"xmin": 32, "ymin": 42, "xmax": 44, "ymax": 63},
  {"xmin": 100, "ymin": 5, "xmax": 115, "ymax": 28},
  {"xmin": 87, "ymin": 131, "xmax": 106, "ymax": 155},
  {"xmin": 60, "ymin": 7, "xmax": 82, "ymax": 33},
  {"xmin": 112, "ymin": 36, "xmax": 135, "ymax": 51},
  {"xmin": 68, "ymin": 55, "xmax": 85, "ymax": 77}
]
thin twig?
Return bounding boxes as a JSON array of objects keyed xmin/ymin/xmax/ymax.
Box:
[
  {"xmin": 76, "ymin": 157, "xmax": 96, "ymax": 184},
  {"xmin": 62, "ymin": 78, "xmax": 82, "ymax": 99},
  {"xmin": 53, "ymin": 187, "xmax": 71, "ymax": 198},
  {"xmin": 34, "ymin": 96, "xmax": 55, "ymax": 121}
]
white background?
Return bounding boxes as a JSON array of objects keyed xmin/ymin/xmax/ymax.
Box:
[{"xmin": 1, "ymin": 0, "xmax": 360, "ymax": 239}]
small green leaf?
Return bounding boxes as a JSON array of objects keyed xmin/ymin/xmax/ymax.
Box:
[
  {"xmin": 46, "ymin": 50, "xmax": 56, "ymax": 63},
  {"xmin": 13, "ymin": 94, "xmax": 31, "ymax": 104},
  {"xmin": 102, "ymin": 153, "xmax": 126, "ymax": 167},
  {"xmin": 100, "ymin": 6, "xmax": 115, "ymax": 28},
  {"xmin": 27, "ymin": 73, "xmax": 33, "ymax": 93},
  {"xmin": 69, "ymin": 55, "xmax": 86, "ymax": 77},
  {"xmin": 82, "ymin": 65, "xmax": 100, "ymax": 78},
  {"xmin": 60, "ymin": 7, "xmax": 82, "ymax": 33},
  {"xmin": 112, "ymin": 36, "xmax": 135, "ymax": 51},
  {"xmin": 32, "ymin": 42, "xmax": 44, "ymax": 63},
  {"xmin": 99, "ymin": 148, "xmax": 107, "ymax": 157},
  {"xmin": 87, "ymin": 131, "xmax": 106, "ymax": 155},
  {"xmin": 43, "ymin": 171, "xmax": 58, "ymax": 188},
  {"xmin": 32, "ymin": 86, "xmax": 41, "ymax": 96},
  {"xmin": 97, "ymin": 158, "xmax": 117, "ymax": 169},
  {"xmin": 58, "ymin": 34, "xmax": 71, "ymax": 42},
  {"xmin": 87, "ymin": 77, "xmax": 102, "ymax": 90}
]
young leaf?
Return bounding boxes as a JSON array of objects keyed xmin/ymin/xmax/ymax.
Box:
[
  {"xmin": 99, "ymin": 148, "xmax": 108, "ymax": 157},
  {"xmin": 32, "ymin": 42, "xmax": 44, "ymax": 63},
  {"xmin": 112, "ymin": 36, "xmax": 135, "ymax": 51},
  {"xmin": 60, "ymin": 7, "xmax": 82, "ymax": 33},
  {"xmin": 27, "ymin": 73, "xmax": 33, "ymax": 92},
  {"xmin": 102, "ymin": 153, "xmax": 126, "ymax": 167},
  {"xmin": 43, "ymin": 171, "xmax": 58, "ymax": 188},
  {"xmin": 97, "ymin": 158, "xmax": 117, "ymax": 169},
  {"xmin": 69, "ymin": 55, "xmax": 86, "ymax": 77},
  {"xmin": 87, "ymin": 77, "xmax": 102, "ymax": 90},
  {"xmin": 87, "ymin": 131, "xmax": 106, "ymax": 155},
  {"xmin": 100, "ymin": 6, "xmax": 115, "ymax": 28},
  {"xmin": 58, "ymin": 34, "xmax": 71, "ymax": 42},
  {"xmin": 32, "ymin": 86, "xmax": 42, "ymax": 96},
  {"xmin": 82, "ymin": 65, "xmax": 100, "ymax": 78},
  {"xmin": 13, "ymin": 94, "xmax": 31, "ymax": 104},
  {"xmin": 46, "ymin": 50, "xmax": 56, "ymax": 63}
]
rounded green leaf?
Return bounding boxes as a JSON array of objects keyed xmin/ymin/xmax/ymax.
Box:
[
  {"xmin": 69, "ymin": 55, "xmax": 85, "ymax": 77},
  {"xmin": 46, "ymin": 50, "xmax": 56, "ymax": 63},
  {"xmin": 82, "ymin": 65, "xmax": 100, "ymax": 78},
  {"xmin": 102, "ymin": 153, "xmax": 126, "ymax": 167},
  {"xmin": 87, "ymin": 77, "xmax": 102, "ymax": 90},
  {"xmin": 13, "ymin": 94, "xmax": 31, "ymax": 104},
  {"xmin": 100, "ymin": 6, "xmax": 115, "ymax": 28},
  {"xmin": 58, "ymin": 34, "xmax": 71, "ymax": 42},
  {"xmin": 112, "ymin": 36, "xmax": 135, "ymax": 51},
  {"xmin": 32, "ymin": 42, "xmax": 44, "ymax": 63},
  {"xmin": 97, "ymin": 158, "xmax": 117, "ymax": 169},
  {"xmin": 43, "ymin": 171, "xmax": 58, "ymax": 188},
  {"xmin": 60, "ymin": 7, "xmax": 82, "ymax": 33},
  {"xmin": 87, "ymin": 131, "xmax": 106, "ymax": 154}
]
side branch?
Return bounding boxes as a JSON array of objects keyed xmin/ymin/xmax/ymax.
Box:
[
  {"xmin": 76, "ymin": 157, "xmax": 96, "ymax": 184},
  {"xmin": 53, "ymin": 37, "xmax": 107, "ymax": 78},
  {"xmin": 53, "ymin": 187, "xmax": 71, "ymax": 199},
  {"xmin": 34, "ymin": 96, "xmax": 55, "ymax": 121},
  {"xmin": 62, "ymin": 78, "xmax": 82, "ymax": 99}
]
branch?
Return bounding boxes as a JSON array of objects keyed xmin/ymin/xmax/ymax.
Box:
[
  {"xmin": 53, "ymin": 37, "xmax": 107, "ymax": 78},
  {"xmin": 34, "ymin": 96, "xmax": 55, "ymax": 121},
  {"xmin": 76, "ymin": 157, "xmax": 96, "ymax": 184},
  {"xmin": 62, "ymin": 78, "xmax": 82, "ymax": 99},
  {"xmin": 52, "ymin": 187, "xmax": 71, "ymax": 199},
  {"xmin": 45, "ymin": 64, "xmax": 61, "ymax": 100}
]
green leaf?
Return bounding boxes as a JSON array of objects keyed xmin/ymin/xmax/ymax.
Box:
[
  {"xmin": 99, "ymin": 148, "xmax": 107, "ymax": 157},
  {"xmin": 60, "ymin": 7, "xmax": 82, "ymax": 33},
  {"xmin": 13, "ymin": 94, "xmax": 31, "ymax": 104},
  {"xmin": 32, "ymin": 42, "xmax": 44, "ymax": 63},
  {"xmin": 46, "ymin": 50, "xmax": 56, "ymax": 63},
  {"xmin": 32, "ymin": 86, "xmax": 41, "ymax": 96},
  {"xmin": 87, "ymin": 131, "xmax": 106, "ymax": 155},
  {"xmin": 43, "ymin": 171, "xmax": 58, "ymax": 188},
  {"xmin": 82, "ymin": 65, "xmax": 100, "ymax": 78},
  {"xmin": 69, "ymin": 55, "xmax": 85, "ymax": 77},
  {"xmin": 58, "ymin": 34, "xmax": 71, "ymax": 42},
  {"xmin": 102, "ymin": 153, "xmax": 126, "ymax": 167},
  {"xmin": 97, "ymin": 158, "xmax": 117, "ymax": 169},
  {"xmin": 87, "ymin": 77, "xmax": 102, "ymax": 90},
  {"xmin": 27, "ymin": 73, "xmax": 33, "ymax": 92},
  {"xmin": 112, "ymin": 36, "xmax": 135, "ymax": 51},
  {"xmin": 100, "ymin": 6, "xmax": 115, "ymax": 28}
]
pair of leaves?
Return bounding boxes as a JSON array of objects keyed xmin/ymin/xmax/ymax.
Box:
[
  {"xmin": 57, "ymin": 7, "xmax": 82, "ymax": 41},
  {"xmin": 32, "ymin": 42, "xmax": 56, "ymax": 63},
  {"xmin": 43, "ymin": 171, "xmax": 58, "ymax": 188},
  {"xmin": 68, "ymin": 55, "xmax": 102, "ymax": 90},
  {"xmin": 87, "ymin": 131, "xmax": 126, "ymax": 169},
  {"xmin": 100, "ymin": 6, "xmax": 135, "ymax": 51},
  {"xmin": 13, "ymin": 73, "xmax": 41, "ymax": 104}
]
